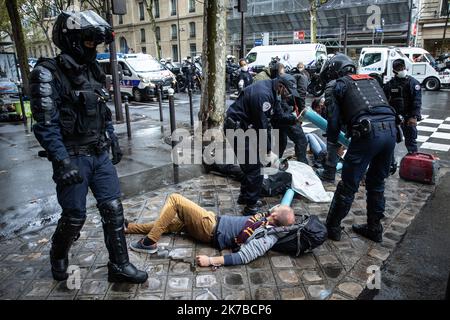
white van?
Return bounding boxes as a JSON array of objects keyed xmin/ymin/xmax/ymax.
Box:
[
  {"xmin": 245, "ymin": 44, "xmax": 328, "ymax": 70},
  {"xmin": 398, "ymin": 47, "xmax": 438, "ymax": 69},
  {"xmin": 358, "ymin": 46, "xmax": 450, "ymax": 91},
  {"xmin": 97, "ymin": 53, "xmax": 176, "ymax": 102}
]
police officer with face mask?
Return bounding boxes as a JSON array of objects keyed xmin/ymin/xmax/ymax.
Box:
[
  {"xmin": 224, "ymin": 75, "xmax": 301, "ymax": 215},
  {"xmin": 272, "ymin": 73, "xmax": 309, "ymax": 164},
  {"xmin": 30, "ymin": 10, "xmax": 148, "ymax": 283},
  {"xmin": 383, "ymin": 59, "xmax": 422, "ymax": 154},
  {"xmin": 317, "ymin": 54, "xmax": 397, "ymax": 243}
]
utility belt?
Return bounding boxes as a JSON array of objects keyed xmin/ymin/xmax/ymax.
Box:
[
  {"xmin": 37, "ymin": 141, "xmax": 108, "ymax": 161},
  {"xmin": 350, "ymin": 118, "xmax": 396, "ymax": 139},
  {"xmin": 66, "ymin": 140, "xmax": 110, "ymax": 156}
]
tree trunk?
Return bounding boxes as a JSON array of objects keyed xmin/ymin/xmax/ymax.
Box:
[
  {"xmin": 144, "ymin": 0, "xmax": 161, "ymax": 60},
  {"xmin": 41, "ymin": 24, "xmax": 55, "ymax": 57},
  {"xmin": 310, "ymin": 0, "xmax": 317, "ymax": 43},
  {"xmin": 6, "ymin": 0, "xmax": 30, "ymax": 95},
  {"xmin": 199, "ymin": 0, "xmax": 227, "ymax": 132}
]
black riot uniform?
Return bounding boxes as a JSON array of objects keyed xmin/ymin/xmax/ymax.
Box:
[
  {"xmin": 30, "ymin": 10, "xmax": 147, "ymax": 283},
  {"xmin": 383, "ymin": 59, "xmax": 422, "ymax": 154},
  {"xmin": 182, "ymin": 56, "xmax": 196, "ymax": 92},
  {"xmin": 317, "ymin": 54, "xmax": 398, "ymax": 243},
  {"xmin": 224, "ymin": 75, "xmax": 301, "ymax": 215},
  {"xmin": 272, "ymin": 73, "xmax": 308, "ymax": 164}
]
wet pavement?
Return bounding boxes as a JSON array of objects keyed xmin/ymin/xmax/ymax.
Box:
[
  {"xmin": 0, "ymin": 90, "xmax": 449, "ymax": 299},
  {"xmin": 0, "ymin": 93, "xmax": 203, "ymax": 239},
  {"xmin": 0, "ymin": 168, "xmax": 437, "ymax": 300}
]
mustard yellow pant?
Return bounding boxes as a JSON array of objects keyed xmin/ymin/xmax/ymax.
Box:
[{"xmin": 126, "ymin": 193, "xmax": 216, "ymax": 243}]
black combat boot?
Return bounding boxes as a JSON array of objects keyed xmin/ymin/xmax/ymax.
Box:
[
  {"xmin": 316, "ymin": 164, "xmax": 336, "ymax": 183},
  {"xmin": 50, "ymin": 215, "xmax": 85, "ymax": 281},
  {"xmin": 326, "ymin": 181, "xmax": 355, "ymax": 241},
  {"xmin": 352, "ymin": 191, "xmax": 385, "ymax": 242},
  {"xmin": 242, "ymin": 200, "xmax": 266, "ymax": 216},
  {"xmin": 99, "ymin": 199, "xmax": 148, "ymax": 284}
]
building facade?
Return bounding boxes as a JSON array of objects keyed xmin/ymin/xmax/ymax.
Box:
[
  {"xmin": 416, "ymin": 0, "xmax": 449, "ymax": 56},
  {"xmin": 112, "ymin": 0, "xmax": 204, "ymax": 62},
  {"xmin": 227, "ymin": 0, "xmax": 411, "ymax": 58},
  {"xmin": 25, "ymin": 0, "xmax": 205, "ymax": 62}
]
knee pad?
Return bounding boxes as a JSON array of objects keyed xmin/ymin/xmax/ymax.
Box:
[
  {"xmin": 51, "ymin": 215, "xmax": 86, "ymax": 246},
  {"xmin": 98, "ymin": 199, "xmax": 124, "ymax": 225},
  {"xmin": 336, "ymin": 181, "xmax": 355, "ymax": 203}
]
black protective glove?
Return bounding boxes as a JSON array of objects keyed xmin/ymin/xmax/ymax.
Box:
[
  {"xmin": 111, "ymin": 138, "xmax": 123, "ymax": 165},
  {"xmin": 56, "ymin": 158, "xmax": 83, "ymax": 186}
]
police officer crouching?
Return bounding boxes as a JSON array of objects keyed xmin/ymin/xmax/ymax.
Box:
[
  {"xmin": 384, "ymin": 59, "xmax": 422, "ymax": 154},
  {"xmin": 317, "ymin": 54, "xmax": 397, "ymax": 242},
  {"xmin": 30, "ymin": 10, "xmax": 147, "ymax": 283},
  {"xmin": 224, "ymin": 75, "xmax": 302, "ymax": 216}
]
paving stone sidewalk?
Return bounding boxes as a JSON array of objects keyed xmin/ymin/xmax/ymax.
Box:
[{"xmin": 0, "ymin": 171, "xmax": 436, "ymax": 300}]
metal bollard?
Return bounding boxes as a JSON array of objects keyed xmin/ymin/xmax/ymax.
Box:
[
  {"xmin": 188, "ymin": 86, "xmax": 194, "ymax": 128},
  {"xmin": 168, "ymin": 88, "xmax": 178, "ymax": 167},
  {"xmin": 168, "ymin": 88, "xmax": 176, "ymax": 146},
  {"xmin": 158, "ymin": 84, "xmax": 163, "ymax": 122},
  {"xmin": 123, "ymin": 95, "xmax": 132, "ymax": 138},
  {"xmin": 17, "ymin": 83, "xmax": 27, "ymax": 126}
]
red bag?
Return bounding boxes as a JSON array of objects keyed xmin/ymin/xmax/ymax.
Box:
[{"xmin": 399, "ymin": 152, "xmax": 440, "ymax": 185}]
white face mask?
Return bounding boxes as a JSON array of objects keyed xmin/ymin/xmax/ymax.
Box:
[
  {"xmin": 241, "ymin": 66, "xmax": 248, "ymax": 72},
  {"xmin": 397, "ymin": 70, "xmax": 407, "ymax": 78}
]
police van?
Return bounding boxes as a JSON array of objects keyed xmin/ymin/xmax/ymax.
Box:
[
  {"xmin": 97, "ymin": 53, "xmax": 176, "ymax": 102},
  {"xmin": 358, "ymin": 46, "xmax": 450, "ymax": 91},
  {"xmin": 245, "ymin": 43, "xmax": 328, "ymax": 71}
]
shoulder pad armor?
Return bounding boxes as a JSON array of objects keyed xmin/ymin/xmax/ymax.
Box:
[{"xmin": 30, "ymin": 66, "xmax": 53, "ymax": 83}]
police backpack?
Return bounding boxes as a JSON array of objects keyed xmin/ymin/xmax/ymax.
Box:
[{"xmin": 267, "ymin": 215, "xmax": 328, "ymax": 256}]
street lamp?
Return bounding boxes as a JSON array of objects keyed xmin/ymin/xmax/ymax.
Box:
[{"xmin": 176, "ymin": 0, "xmax": 182, "ymax": 62}]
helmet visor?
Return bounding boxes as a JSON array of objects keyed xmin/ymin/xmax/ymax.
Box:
[{"xmin": 65, "ymin": 10, "xmax": 114, "ymax": 44}]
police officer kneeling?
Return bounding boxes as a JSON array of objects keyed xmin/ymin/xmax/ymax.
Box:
[
  {"xmin": 317, "ymin": 54, "xmax": 397, "ymax": 242},
  {"xmin": 30, "ymin": 10, "xmax": 147, "ymax": 283}
]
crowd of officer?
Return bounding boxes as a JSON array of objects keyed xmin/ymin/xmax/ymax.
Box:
[{"xmin": 225, "ymin": 52, "xmax": 422, "ymax": 243}]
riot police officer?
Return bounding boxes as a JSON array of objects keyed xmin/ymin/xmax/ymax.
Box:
[
  {"xmin": 224, "ymin": 75, "xmax": 301, "ymax": 215},
  {"xmin": 384, "ymin": 58, "xmax": 422, "ymax": 154},
  {"xmin": 182, "ymin": 56, "xmax": 196, "ymax": 92},
  {"xmin": 30, "ymin": 10, "xmax": 148, "ymax": 283},
  {"xmin": 273, "ymin": 73, "xmax": 309, "ymax": 164},
  {"xmin": 237, "ymin": 58, "xmax": 253, "ymax": 94},
  {"xmin": 317, "ymin": 54, "xmax": 397, "ymax": 243}
]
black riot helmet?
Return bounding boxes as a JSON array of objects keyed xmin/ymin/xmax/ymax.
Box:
[
  {"xmin": 52, "ymin": 10, "xmax": 114, "ymax": 64},
  {"xmin": 320, "ymin": 53, "xmax": 356, "ymax": 83}
]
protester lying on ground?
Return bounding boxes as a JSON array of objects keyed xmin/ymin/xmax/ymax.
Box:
[
  {"xmin": 125, "ymin": 193, "xmax": 295, "ymax": 267},
  {"xmin": 311, "ymin": 97, "xmax": 327, "ymax": 120}
]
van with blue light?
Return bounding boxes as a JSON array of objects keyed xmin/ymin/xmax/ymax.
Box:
[{"xmin": 97, "ymin": 53, "xmax": 176, "ymax": 102}]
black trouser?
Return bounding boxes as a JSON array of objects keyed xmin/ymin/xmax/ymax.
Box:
[
  {"xmin": 278, "ymin": 124, "xmax": 308, "ymax": 164},
  {"xmin": 224, "ymin": 124, "xmax": 263, "ymax": 206}
]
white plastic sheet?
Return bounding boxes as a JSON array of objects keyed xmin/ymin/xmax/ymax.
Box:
[{"xmin": 286, "ymin": 161, "xmax": 334, "ymax": 203}]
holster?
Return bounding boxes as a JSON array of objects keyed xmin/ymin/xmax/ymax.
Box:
[{"xmin": 351, "ymin": 119, "xmax": 372, "ymax": 139}]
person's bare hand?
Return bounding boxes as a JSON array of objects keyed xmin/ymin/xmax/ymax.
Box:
[
  {"xmin": 196, "ymin": 255, "xmax": 210, "ymax": 267},
  {"xmin": 407, "ymin": 117, "xmax": 418, "ymax": 126},
  {"xmin": 337, "ymin": 146, "xmax": 346, "ymax": 158}
]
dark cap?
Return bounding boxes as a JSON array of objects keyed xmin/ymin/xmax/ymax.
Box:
[
  {"xmin": 393, "ymin": 59, "xmax": 406, "ymax": 71},
  {"xmin": 277, "ymin": 74, "xmax": 300, "ymax": 98}
]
